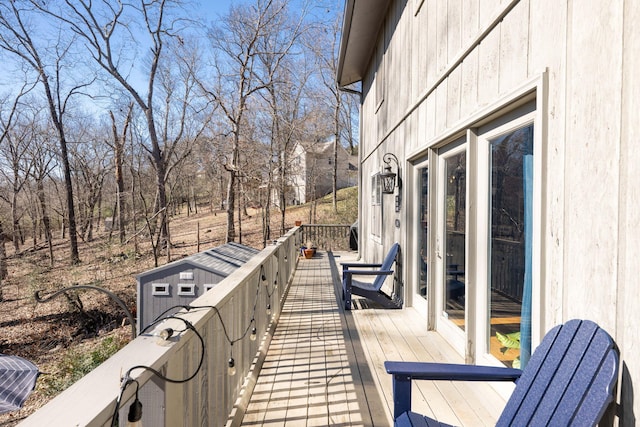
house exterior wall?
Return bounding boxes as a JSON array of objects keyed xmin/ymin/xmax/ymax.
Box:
[
  {"xmin": 283, "ymin": 141, "xmax": 357, "ymax": 205},
  {"xmin": 306, "ymin": 146, "xmax": 356, "ymax": 200},
  {"xmin": 350, "ymin": 0, "xmax": 638, "ymax": 419}
]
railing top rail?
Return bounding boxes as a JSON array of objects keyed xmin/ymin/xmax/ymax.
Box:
[{"xmin": 300, "ymin": 224, "xmax": 352, "ymax": 227}]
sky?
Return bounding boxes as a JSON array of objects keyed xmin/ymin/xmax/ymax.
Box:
[{"xmin": 196, "ymin": 0, "xmax": 235, "ymax": 20}]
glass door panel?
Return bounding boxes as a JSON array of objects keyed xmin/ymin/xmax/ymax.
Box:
[
  {"xmin": 418, "ymin": 167, "xmax": 428, "ymax": 300},
  {"xmin": 443, "ymin": 152, "xmax": 466, "ymax": 330},
  {"xmin": 488, "ymin": 124, "xmax": 534, "ymax": 369}
]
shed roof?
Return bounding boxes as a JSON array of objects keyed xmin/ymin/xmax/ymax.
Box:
[
  {"xmin": 336, "ymin": 0, "xmax": 392, "ymax": 87},
  {"xmin": 136, "ymin": 242, "xmax": 259, "ymax": 280}
]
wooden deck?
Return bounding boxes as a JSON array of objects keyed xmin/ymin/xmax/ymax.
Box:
[{"xmin": 240, "ymin": 251, "xmax": 508, "ymax": 426}]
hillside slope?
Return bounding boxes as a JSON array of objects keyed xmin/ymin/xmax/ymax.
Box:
[{"xmin": 0, "ymin": 187, "xmax": 357, "ymax": 425}]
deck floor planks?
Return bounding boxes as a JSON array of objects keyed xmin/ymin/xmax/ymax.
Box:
[{"xmin": 240, "ymin": 252, "xmax": 506, "ymax": 426}]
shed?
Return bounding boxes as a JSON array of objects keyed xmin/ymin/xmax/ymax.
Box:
[{"xmin": 136, "ymin": 242, "xmax": 259, "ymax": 332}]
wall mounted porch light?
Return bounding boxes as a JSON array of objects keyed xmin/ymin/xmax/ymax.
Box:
[{"xmin": 380, "ymin": 153, "xmax": 401, "ymax": 212}]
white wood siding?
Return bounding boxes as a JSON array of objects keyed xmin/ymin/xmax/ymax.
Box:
[{"xmin": 355, "ymin": 0, "xmax": 639, "ymax": 421}]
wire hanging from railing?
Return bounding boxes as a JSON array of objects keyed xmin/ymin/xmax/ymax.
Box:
[{"xmin": 110, "ymin": 262, "xmax": 275, "ymax": 426}]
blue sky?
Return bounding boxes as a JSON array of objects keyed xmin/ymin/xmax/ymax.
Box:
[{"xmin": 196, "ymin": 1, "xmax": 235, "ymax": 20}]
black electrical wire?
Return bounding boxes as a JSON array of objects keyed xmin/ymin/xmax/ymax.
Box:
[
  {"xmin": 110, "ymin": 317, "xmax": 204, "ymax": 427},
  {"xmin": 109, "ymin": 265, "xmax": 273, "ymax": 426},
  {"xmin": 143, "ymin": 267, "xmax": 265, "ymax": 346}
]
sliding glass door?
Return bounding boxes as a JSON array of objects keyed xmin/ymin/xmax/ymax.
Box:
[
  {"xmin": 486, "ymin": 123, "xmax": 534, "ymax": 369},
  {"xmin": 435, "ymin": 141, "xmax": 467, "ymax": 351}
]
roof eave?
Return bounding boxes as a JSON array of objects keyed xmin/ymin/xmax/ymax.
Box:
[{"xmin": 336, "ymin": 0, "xmax": 392, "ymax": 87}]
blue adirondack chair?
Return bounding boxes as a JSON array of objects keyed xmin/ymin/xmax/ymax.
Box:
[
  {"xmin": 385, "ymin": 319, "xmax": 619, "ymax": 426},
  {"xmin": 341, "ymin": 243, "xmax": 402, "ymax": 310}
]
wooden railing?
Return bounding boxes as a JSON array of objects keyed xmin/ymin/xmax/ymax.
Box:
[
  {"xmin": 19, "ymin": 228, "xmax": 303, "ymax": 427},
  {"xmin": 300, "ymin": 224, "xmax": 354, "ymax": 251}
]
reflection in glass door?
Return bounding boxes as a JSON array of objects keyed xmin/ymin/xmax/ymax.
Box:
[
  {"xmin": 443, "ymin": 151, "xmax": 466, "ymax": 330},
  {"xmin": 488, "ymin": 124, "xmax": 534, "ymax": 369},
  {"xmin": 418, "ymin": 167, "xmax": 428, "ymax": 300}
]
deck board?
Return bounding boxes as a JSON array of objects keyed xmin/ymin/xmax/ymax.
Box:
[{"xmin": 240, "ymin": 251, "xmax": 507, "ymax": 426}]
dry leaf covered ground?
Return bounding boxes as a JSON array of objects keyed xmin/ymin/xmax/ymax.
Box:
[{"xmin": 0, "ymin": 187, "xmax": 357, "ymax": 425}]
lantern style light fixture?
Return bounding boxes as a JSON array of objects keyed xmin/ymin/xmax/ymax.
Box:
[
  {"xmin": 380, "ymin": 153, "xmax": 400, "ymax": 194},
  {"xmin": 380, "ymin": 153, "xmax": 402, "ymax": 212}
]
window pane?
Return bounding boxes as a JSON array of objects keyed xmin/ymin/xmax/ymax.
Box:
[
  {"xmin": 489, "ymin": 124, "xmax": 534, "ymax": 369},
  {"xmin": 444, "ymin": 152, "xmax": 466, "ymax": 330},
  {"xmin": 419, "ymin": 167, "xmax": 428, "ymax": 300}
]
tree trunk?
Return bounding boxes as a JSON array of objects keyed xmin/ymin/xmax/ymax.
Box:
[
  {"xmin": 11, "ymin": 184, "xmax": 20, "ymax": 252},
  {"xmin": 225, "ymin": 170, "xmax": 236, "ymax": 242},
  {"xmin": 110, "ymin": 106, "xmax": 131, "ymax": 245},
  {"xmin": 237, "ymin": 184, "xmax": 243, "ymax": 245},
  {"xmin": 263, "ymin": 182, "xmax": 271, "ymax": 247},
  {"xmin": 60, "ymin": 138, "xmax": 80, "ymax": 264},
  {"xmin": 37, "ymin": 179, "xmax": 54, "ymax": 267},
  {"xmin": 333, "ymin": 99, "xmax": 340, "ymax": 212},
  {"xmin": 279, "ymin": 153, "xmax": 287, "ymax": 235},
  {"xmin": 0, "ymin": 220, "xmax": 8, "ymax": 282},
  {"xmin": 225, "ymin": 133, "xmax": 240, "ymax": 243}
]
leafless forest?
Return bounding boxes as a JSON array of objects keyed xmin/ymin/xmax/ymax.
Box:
[{"xmin": 0, "ymin": 0, "xmax": 358, "ymax": 423}]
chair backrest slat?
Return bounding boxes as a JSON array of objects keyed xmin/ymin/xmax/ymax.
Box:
[
  {"xmin": 373, "ymin": 243, "xmax": 399, "ymax": 289},
  {"xmin": 497, "ymin": 319, "xmax": 618, "ymax": 427}
]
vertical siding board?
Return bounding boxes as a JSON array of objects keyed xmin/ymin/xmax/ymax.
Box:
[
  {"xmin": 563, "ymin": 0, "xmax": 622, "ymax": 325},
  {"xmin": 462, "ymin": 0, "xmax": 480, "ymax": 43},
  {"xmin": 479, "ymin": 0, "xmax": 502, "ymax": 24},
  {"xmin": 435, "ymin": 85, "xmax": 448, "ymax": 135},
  {"xmin": 476, "ymin": 27, "xmax": 500, "ymax": 107},
  {"xmin": 426, "ymin": 0, "xmax": 438, "ymax": 87},
  {"xmin": 413, "ymin": 2, "xmax": 429, "ymax": 101},
  {"xmin": 436, "ymin": 0, "xmax": 448, "ymax": 73},
  {"xmin": 447, "ymin": 0, "xmax": 462, "ymax": 61},
  {"xmin": 425, "ymin": 94, "xmax": 437, "ymax": 142},
  {"xmin": 445, "ymin": 0, "xmax": 462, "ymax": 126},
  {"xmin": 397, "ymin": 0, "xmax": 410, "ymax": 127},
  {"xmin": 447, "ymin": 66, "xmax": 462, "ymax": 126},
  {"xmin": 528, "ymin": 0, "xmax": 568, "ymax": 329},
  {"xmin": 619, "ymin": 2, "xmax": 640, "ymax": 423},
  {"xmin": 498, "ymin": 0, "xmax": 530, "ymax": 94},
  {"xmin": 460, "ymin": 49, "xmax": 479, "ymax": 118}
]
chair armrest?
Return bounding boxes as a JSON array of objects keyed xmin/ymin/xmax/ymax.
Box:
[
  {"xmin": 384, "ymin": 361, "xmax": 522, "ymax": 382},
  {"xmin": 385, "ymin": 361, "xmax": 522, "ymax": 419},
  {"xmin": 341, "ymin": 262, "xmax": 383, "ymax": 269},
  {"xmin": 343, "ymin": 269, "xmax": 393, "ymax": 277}
]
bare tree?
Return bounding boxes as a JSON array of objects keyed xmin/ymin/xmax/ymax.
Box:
[
  {"xmin": 27, "ymin": 123, "xmax": 58, "ymax": 266},
  {"xmin": 108, "ymin": 103, "xmax": 133, "ymax": 244},
  {"xmin": 0, "ymin": 101, "xmax": 37, "ymax": 252},
  {"xmin": 37, "ymin": 0, "xmax": 204, "ymax": 261},
  {"xmin": 0, "ymin": 2, "xmax": 91, "ymax": 264},
  {"xmin": 307, "ymin": 16, "xmax": 351, "ymax": 212},
  {"xmin": 0, "ymin": 84, "xmax": 37, "ymax": 282},
  {"xmin": 0, "ymin": 83, "xmax": 35, "ymax": 258},
  {"xmin": 70, "ymin": 126, "xmax": 112, "ymax": 242},
  {"xmin": 200, "ymin": 0, "xmax": 304, "ymax": 243}
]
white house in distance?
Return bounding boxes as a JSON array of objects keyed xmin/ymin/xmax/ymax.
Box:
[
  {"xmin": 338, "ymin": 0, "xmax": 638, "ymax": 422},
  {"xmin": 278, "ymin": 138, "xmax": 357, "ymax": 206}
]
